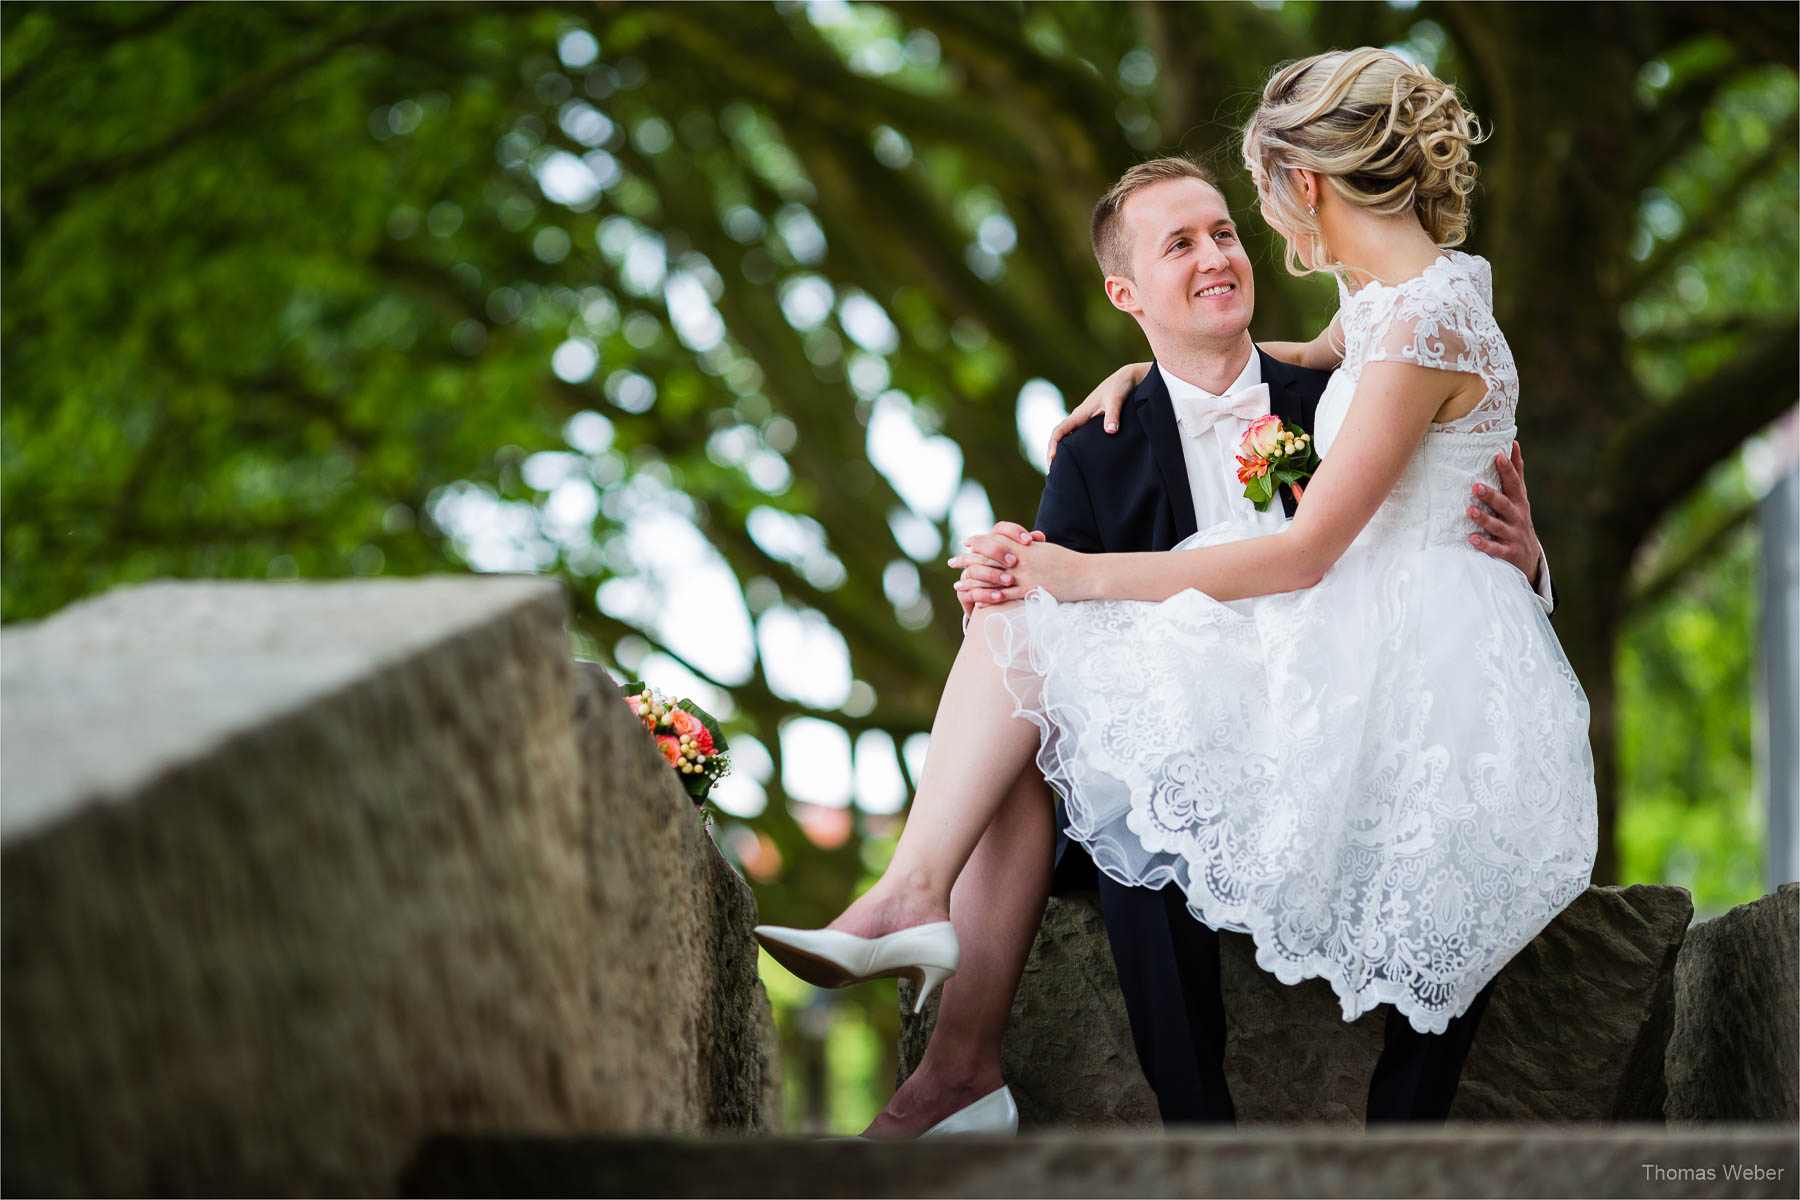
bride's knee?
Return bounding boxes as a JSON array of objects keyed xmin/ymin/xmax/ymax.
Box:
[{"xmin": 961, "ymin": 601, "xmax": 1024, "ymax": 639}]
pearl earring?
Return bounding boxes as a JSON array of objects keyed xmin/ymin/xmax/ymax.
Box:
[{"xmin": 1307, "ymin": 202, "xmax": 1316, "ymax": 215}]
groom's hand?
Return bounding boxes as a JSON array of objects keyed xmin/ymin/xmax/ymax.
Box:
[
  {"xmin": 950, "ymin": 521, "xmax": 1045, "ymax": 619},
  {"xmin": 1468, "ymin": 441, "xmax": 1542, "ymax": 587}
]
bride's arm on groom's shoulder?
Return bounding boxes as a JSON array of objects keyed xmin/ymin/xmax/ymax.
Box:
[
  {"xmin": 998, "ymin": 361, "xmax": 1467, "ymax": 606},
  {"xmin": 1045, "ymin": 362, "xmax": 1151, "ymax": 464},
  {"xmin": 1259, "ymin": 313, "xmax": 1345, "ymax": 372}
]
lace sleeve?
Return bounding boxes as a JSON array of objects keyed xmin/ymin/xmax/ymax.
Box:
[
  {"xmin": 1363, "ymin": 286, "xmax": 1484, "ymax": 378},
  {"xmin": 1359, "ymin": 265, "xmax": 1517, "ymax": 430}
]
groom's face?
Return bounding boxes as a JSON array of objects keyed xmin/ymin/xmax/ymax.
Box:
[{"xmin": 1108, "ymin": 178, "xmax": 1255, "ymax": 346}]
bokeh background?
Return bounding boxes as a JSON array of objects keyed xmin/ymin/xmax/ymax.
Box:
[{"xmin": 5, "ymin": 0, "xmax": 1796, "ymax": 1134}]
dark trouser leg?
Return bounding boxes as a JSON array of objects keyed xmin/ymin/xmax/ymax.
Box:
[
  {"xmin": 1093, "ymin": 872, "xmax": 1235, "ymax": 1125},
  {"xmin": 1365, "ymin": 974, "xmax": 1499, "ymax": 1124}
]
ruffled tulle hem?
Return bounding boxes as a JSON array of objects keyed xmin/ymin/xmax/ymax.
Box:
[{"xmin": 982, "ymin": 542, "xmax": 1597, "ymax": 1036}]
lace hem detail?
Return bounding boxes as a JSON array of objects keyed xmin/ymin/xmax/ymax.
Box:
[{"xmin": 981, "ymin": 535, "xmax": 1596, "ymax": 1036}]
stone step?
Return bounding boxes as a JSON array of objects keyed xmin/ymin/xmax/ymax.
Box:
[{"xmin": 401, "ymin": 1126, "xmax": 1797, "ymax": 1198}]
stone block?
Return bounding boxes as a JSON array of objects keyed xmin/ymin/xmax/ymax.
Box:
[
  {"xmin": 1666, "ymin": 882, "xmax": 1799, "ymax": 1123},
  {"xmin": 901, "ymin": 884, "xmax": 1690, "ymax": 1125},
  {"xmin": 2, "ymin": 578, "xmax": 777, "ymax": 1197},
  {"xmin": 570, "ymin": 660, "xmax": 782, "ymax": 1134},
  {"xmin": 399, "ymin": 1126, "xmax": 1799, "ymax": 1198}
]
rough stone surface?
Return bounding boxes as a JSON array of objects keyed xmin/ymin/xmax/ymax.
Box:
[
  {"xmin": 902, "ymin": 885, "xmax": 1691, "ymax": 1126},
  {"xmin": 1666, "ymin": 882, "xmax": 1799, "ymax": 1123},
  {"xmin": 400, "ymin": 1126, "xmax": 1799, "ymax": 1198},
  {"xmin": 1, "ymin": 578, "xmax": 778, "ymax": 1197},
  {"xmin": 570, "ymin": 660, "xmax": 782, "ymax": 1134}
]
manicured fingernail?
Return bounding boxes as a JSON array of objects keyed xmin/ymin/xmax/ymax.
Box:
[
  {"xmin": 1001, "ymin": 575, "xmax": 1012, "ymax": 584},
  {"xmin": 1473, "ymin": 483, "xmax": 1486, "ymax": 495},
  {"xmin": 991, "ymin": 592, "xmax": 1003, "ymax": 601},
  {"xmin": 1005, "ymin": 554, "xmax": 1017, "ymax": 565},
  {"xmin": 1469, "ymin": 535, "xmax": 1482, "ymax": 545},
  {"xmin": 1468, "ymin": 507, "xmax": 1479, "ymax": 517},
  {"xmin": 1106, "ymin": 423, "xmax": 1117, "ymax": 433}
]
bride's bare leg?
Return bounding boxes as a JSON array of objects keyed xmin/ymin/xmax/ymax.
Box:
[
  {"xmin": 828, "ymin": 602, "xmax": 1042, "ymax": 937},
  {"xmin": 860, "ymin": 764, "xmax": 1054, "ymax": 1137}
]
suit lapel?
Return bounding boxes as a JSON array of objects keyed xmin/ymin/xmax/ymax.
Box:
[
  {"xmin": 1260, "ymin": 349, "xmax": 1312, "ymax": 520},
  {"xmin": 1133, "ymin": 363, "xmax": 1199, "ymax": 542}
]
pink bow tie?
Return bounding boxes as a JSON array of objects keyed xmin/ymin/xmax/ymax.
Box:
[{"xmin": 1171, "ymin": 383, "xmax": 1270, "ymax": 439}]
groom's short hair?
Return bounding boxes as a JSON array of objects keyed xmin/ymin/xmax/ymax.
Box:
[{"xmin": 1090, "ymin": 156, "xmax": 1222, "ymax": 280}]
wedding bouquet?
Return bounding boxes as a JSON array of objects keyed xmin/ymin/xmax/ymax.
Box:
[
  {"xmin": 1236, "ymin": 414, "xmax": 1320, "ymax": 512},
  {"xmin": 620, "ymin": 681, "xmax": 731, "ymax": 805}
]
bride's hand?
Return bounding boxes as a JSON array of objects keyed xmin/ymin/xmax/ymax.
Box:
[
  {"xmin": 949, "ymin": 522, "xmax": 1045, "ymax": 617},
  {"xmin": 1046, "ymin": 361, "xmax": 1151, "ymax": 464},
  {"xmin": 988, "ymin": 539, "xmax": 1090, "ymax": 603}
]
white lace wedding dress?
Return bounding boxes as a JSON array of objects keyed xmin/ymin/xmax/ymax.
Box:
[{"xmin": 989, "ymin": 250, "xmax": 1597, "ymax": 1035}]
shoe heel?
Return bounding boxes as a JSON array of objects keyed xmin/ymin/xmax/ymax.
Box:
[{"xmin": 911, "ymin": 963, "xmax": 955, "ymax": 1014}]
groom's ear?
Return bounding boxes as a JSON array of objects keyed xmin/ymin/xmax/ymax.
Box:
[{"xmin": 1104, "ymin": 274, "xmax": 1140, "ymax": 315}]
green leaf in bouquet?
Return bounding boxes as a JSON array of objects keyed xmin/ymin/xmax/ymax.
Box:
[
  {"xmin": 1245, "ymin": 474, "xmax": 1274, "ymax": 505},
  {"xmin": 675, "ymin": 697, "xmax": 728, "ymax": 753}
]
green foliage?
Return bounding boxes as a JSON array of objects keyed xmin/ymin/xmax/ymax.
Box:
[{"xmin": 1617, "ymin": 454, "xmax": 1767, "ymax": 915}]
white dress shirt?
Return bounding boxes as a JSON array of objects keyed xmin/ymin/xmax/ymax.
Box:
[
  {"xmin": 1159, "ymin": 357, "xmax": 1555, "ymax": 613},
  {"xmin": 1160, "ymin": 356, "xmax": 1288, "ymax": 539}
]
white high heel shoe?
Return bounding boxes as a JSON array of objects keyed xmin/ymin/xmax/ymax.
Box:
[
  {"xmin": 920, "ymin": 1085, "xmax": 1019, "ymax": 1137},
  {"xmin": 752, "ymin": 921, "xmax": 960, "ymax": 1014}
]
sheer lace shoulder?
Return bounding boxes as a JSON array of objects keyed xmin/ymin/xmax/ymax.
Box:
[{"xmin": 1341, "ymin": 252, "xmax": 1517, "ymax": 434}]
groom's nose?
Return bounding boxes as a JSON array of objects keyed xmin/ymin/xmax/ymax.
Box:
[{"xmin": 1192, "ymin": 235, "xmax": 1231, "ymax": 273}]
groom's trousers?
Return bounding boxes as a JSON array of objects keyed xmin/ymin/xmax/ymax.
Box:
[{"xmin": 1063, "ymin": 847, "xmax": 1498, "ymax": 1126}]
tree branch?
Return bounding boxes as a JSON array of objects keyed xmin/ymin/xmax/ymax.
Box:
[
  {"xmin": 1626, "ymin": 496, "xmax": 1758, "ymax": 615},
  {"xmin": 1605, "ymin": 322, "xmax": 1799, "ymax": 546},
  {"xmin": 1630, "ymin": 112, "xmax": 1799, "ymax": 291},
  {"xmin": 2, "ymin": 1, "xmax": 197, "ymax": 104},
  {"xmin": 24, "ymin": 5, "xmax": 444, "ymax": 221}
]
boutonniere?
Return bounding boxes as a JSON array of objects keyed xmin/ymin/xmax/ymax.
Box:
[{"xmin": 1235, "ymin": 415, "xmax": 1320, "ymax": 512}]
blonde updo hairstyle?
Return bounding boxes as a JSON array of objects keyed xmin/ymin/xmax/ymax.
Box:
[{"xmin": 1242, "ymin": 48, "xmax": 1485, "ymax": 277}]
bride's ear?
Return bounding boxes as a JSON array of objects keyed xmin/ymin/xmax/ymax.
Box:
[{"xmin": 1294, "ymin": 168, "xmax": 1320, "ymax": 214}]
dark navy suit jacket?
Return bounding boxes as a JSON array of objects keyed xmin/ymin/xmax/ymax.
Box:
[{"xmin": 1031, "ymin": 348, "xmax": 1334, "ymax": 886}]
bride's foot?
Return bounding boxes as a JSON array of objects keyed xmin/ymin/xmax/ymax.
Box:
[
  {"xmin": 754, "ymin": 876, "xmax": 959, "ymax": 1011},
  {"xmin": 860, "ymin": 1064, "xmax": 1014, "ymax": 1140},
  {"xmin": 827, "ymin": 876, "xmax": 950, "ymax": 940}
]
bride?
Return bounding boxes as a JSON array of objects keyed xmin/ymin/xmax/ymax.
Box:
[{"xmin": 756, "ymin": 47, "xmax": 1597, "ymax": 1054}]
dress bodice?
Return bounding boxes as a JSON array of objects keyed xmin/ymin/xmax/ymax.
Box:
[{"xmin": 1313, "ymin": 251, "xmax": 1520, "ymax": 554}]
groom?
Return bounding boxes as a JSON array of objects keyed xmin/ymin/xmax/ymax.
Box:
[{"xmin": 873, "ymin": 156, "xmax": 1553, "ymax": 1135}]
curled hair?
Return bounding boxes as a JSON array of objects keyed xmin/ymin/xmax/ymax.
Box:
[
  {"xmin": 1090, "ymin": 155, "xmax": 1221, "ymax": 279},
  {"xmin": 1241, "ymin": 48, "xmax": 1486, "ymax": 276}
]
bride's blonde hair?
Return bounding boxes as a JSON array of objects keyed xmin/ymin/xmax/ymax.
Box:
[{"xmin": 1242, "ymin": 48, "xmax": 1485, "ymax": 276}]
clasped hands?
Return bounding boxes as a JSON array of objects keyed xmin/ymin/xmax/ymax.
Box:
[
  {"xmin": 949, "ymin": 523, "xmax": 1088, "ymax": 616},
  {"xmin": 950, "ymin": 441, "xmax": 1544, "ymax": 624}
]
